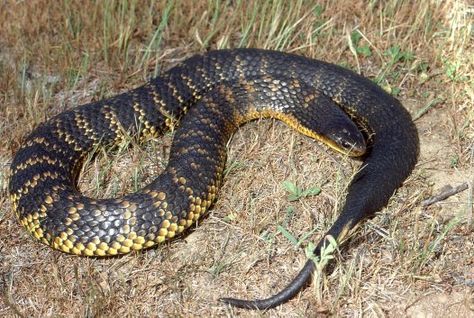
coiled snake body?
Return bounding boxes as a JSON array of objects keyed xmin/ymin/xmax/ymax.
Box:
[{"xmin": 9, "ymin": 49, "xmax": 419, "ymax": 309}]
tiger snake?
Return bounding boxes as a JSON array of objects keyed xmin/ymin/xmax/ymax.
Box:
[{"xmin": 9, "ymin": 49, "xmax": 419, "ymax": 309}]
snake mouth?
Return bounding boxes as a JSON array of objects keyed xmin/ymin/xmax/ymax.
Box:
[
  {"xmin": 320, "ymin": 133, "xmax": 367, "ymax": 157},
  {"xmin": 336, "ymin": 136, "xmax": 367, "ymax": 157}
]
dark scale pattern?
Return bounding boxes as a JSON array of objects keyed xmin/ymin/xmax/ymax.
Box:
[{"xmin": 9, "ymin": 49, "xmax": 419, "ymax": 310}]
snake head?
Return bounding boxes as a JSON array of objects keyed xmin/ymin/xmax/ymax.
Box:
[{"xmin": 325, "ymin": 125, "xmax": 367, "ymax": 157}]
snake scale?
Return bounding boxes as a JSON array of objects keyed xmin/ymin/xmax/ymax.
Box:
[{"xmin": 9, "ymin": 48, "xmax": 419, "ymax": 309}]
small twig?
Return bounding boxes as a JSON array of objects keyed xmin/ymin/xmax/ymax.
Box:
[
  {"xmin": 413, "ymin": 97, "xmax": 445, "ymax": 121},
  {"xmin": 1, "ymin": 274, "xmax": 26, "ymax": 318},
  {"xmin": 421, "ymin": 182, "xmax": 469, "ymax": 206},
  {"xmin": 468, "ymin": 181, "xmax": 473, "ymax": 228}
]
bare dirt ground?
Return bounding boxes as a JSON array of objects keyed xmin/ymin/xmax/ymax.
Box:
[{"xmin": 0, "ymin": 1, "xmax": 472, "ymax": 317}]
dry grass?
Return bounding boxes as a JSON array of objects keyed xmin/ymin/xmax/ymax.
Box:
[{"xmin": 1, "ymin": 0, "xmax": 473, "ymax": 317}]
